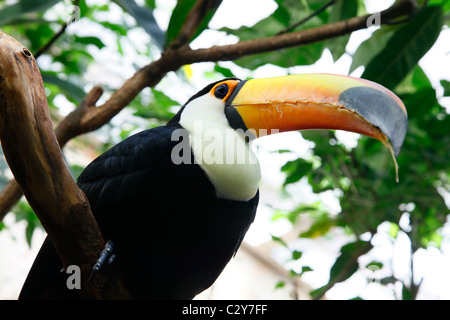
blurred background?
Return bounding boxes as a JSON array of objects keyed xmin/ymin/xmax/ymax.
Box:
[{"xmin": 0, "ymin": 0, "xmax": 449, "ymax": 299}]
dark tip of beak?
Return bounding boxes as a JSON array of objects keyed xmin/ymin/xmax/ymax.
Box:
[{"xmin": 339, "ymin": 86, "xmax": 407, "ymax": 157}]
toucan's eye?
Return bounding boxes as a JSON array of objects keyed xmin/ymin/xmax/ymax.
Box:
[{"xmin": 214, "ymin": 84, "xmax": 229, "ymax": 100}]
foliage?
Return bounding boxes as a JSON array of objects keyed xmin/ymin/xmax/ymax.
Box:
[
  {"xmin": 0, "ymin": 0, "xmax": 449, "ymax": 299},
  {"xmin": 275, "ymin": 3, "xmax": 450, "ymax": 299}
]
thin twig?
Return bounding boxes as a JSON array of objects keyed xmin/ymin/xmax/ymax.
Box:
[
  {"xmin": 277, "ymin": 0, "xmax": 337, "ymax": 35},
  {"xmin": 34, "ymin": 23, "xmax": 68, "ymax": 59},
  {"xmin": 34, "ymin": 0, "xmax": 80, "ymax": 59}
]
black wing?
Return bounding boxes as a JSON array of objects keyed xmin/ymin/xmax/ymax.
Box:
[{"xmin": 77, "ymin": 125, "xmax": 186, "ymax": 213}]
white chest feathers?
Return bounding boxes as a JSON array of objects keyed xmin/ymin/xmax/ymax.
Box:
[{"xmin": 179, "ymin": 94, "xmax": 261, "ymax": 201}]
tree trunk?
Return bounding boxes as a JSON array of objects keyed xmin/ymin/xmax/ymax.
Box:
[{"xmin": 0, "ymin": 32, "xmax": 129, "ymax": 299}]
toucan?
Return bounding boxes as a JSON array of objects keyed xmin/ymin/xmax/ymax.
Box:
[{"xmin": 19, "ymin": 74, "xmax": 407, "ymax": 299}]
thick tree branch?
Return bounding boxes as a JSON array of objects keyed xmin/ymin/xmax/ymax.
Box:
[
  {"xmin": 0, "ymin": 0, "xmax": 418, "ymax": 223},
  {"xmin": 0, "ymin": 32, "xmax": 130, "ymax": 299}
]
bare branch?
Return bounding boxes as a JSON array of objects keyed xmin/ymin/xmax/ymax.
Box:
[{"xmin": 0, "ymin": 180, "xmax": 22, "ymax": 220}]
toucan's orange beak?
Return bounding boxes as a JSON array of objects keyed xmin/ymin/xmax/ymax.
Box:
[{"xmin": 227, "ymin": 74, "xmax": 407, "ymax": 157}]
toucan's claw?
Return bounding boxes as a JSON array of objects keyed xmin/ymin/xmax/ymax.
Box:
[{"xmin": 88, "ymin": 240, "xmax": 116, "ymax": 283}]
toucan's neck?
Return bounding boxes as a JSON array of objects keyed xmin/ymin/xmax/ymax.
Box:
[{"xmin": 179, "ymin": 94, "xmax": 261, "ymax": 201}]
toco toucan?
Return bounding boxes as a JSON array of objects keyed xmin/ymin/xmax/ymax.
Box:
[{"xmin": 19, "ymin": 74, "xmax": 407, "ymax": 299}]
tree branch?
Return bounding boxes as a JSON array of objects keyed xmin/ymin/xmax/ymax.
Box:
[
  {"xmin": 0, "ymin": 32, "xmax": 130, "ymax": 299},
  {"xmin": 180, "ymin": 0, "xmax": 417, "ymax": 63}
]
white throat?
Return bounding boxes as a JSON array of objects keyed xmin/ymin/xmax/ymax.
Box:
[{"xmin": 179, "ymin": 94, "xmax": 261, "ymax": 201}]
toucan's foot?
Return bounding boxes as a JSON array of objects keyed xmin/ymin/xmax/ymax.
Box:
[{"xmin": 88, "ymin": 240, "xmax": 116, "ymax": 283}]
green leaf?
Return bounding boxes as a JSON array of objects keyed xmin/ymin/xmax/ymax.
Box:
[
  {"xmin": 272, "ymin": 202, "xmax": 325, "ymax": 225},
  {"xmin": 74, "ymin": 36, "xmax": 106, "ymax": 49},
  {"xmin": 441, "ymin": 80, "xmax": 450, "ymax": 96},
  {"xmin": 300, "ymin": 214, "xmax": 335, "ymax": 238},
  {"xmin": 112, "ymin": 0, "xmax": 165, "ymax": 49},
  {"xmin": 281, "ymin": 158, "xmax": 313, "ymax": 185},
  {"xmin": 23, "ymin": 24, "xmax": 55, "ymax": 52},
  {"xmin": 271, "ymin": 235, "xmax": 288, "ymax": 247},
  {"xmin": 429, "ymin": 0, "xmax": 450, "ymax": 11},
  {"xmin": 301, "ymin": 266, "xmax": 313, "ymax": 274},
  {"xmin": 380, "ymin": 276, "xmax": 397, "ymax": 286},
  {"xmin": 349, "ymin": 27, "xmax": 396, "ymax": 73},
  {"xmin": 289, "ymin": 265, "xmax": 313, "ymax": 277},
  {"xmin": 0, "ymin": 0, "xmax": 60, "ymax": 26},
  {"xmin": 292, "ymin": 250, "xmax": 303, "ymax": 260},
  {"xmin": 361, "ymin": 6, "xmax": 443, "ymax": 89},
  {"xmin": 402, "ymin": 282, "xmax": 413, "ymax": 300},
  {"xmin": 366, "ymin": 261, "xmax": 383, "ymax": 270},
  {"xmin": 69, "ymin": 164, "xmax": 85, "ymax": 180},
  {"xmin": 132, "ymin": 88, "xmax": 178, "ymax": 121},
  {"xmin": 14, "ymin": 201, "xmax": 42, "ymax": 247},
  {"xmin": 396, "ymin": 65, "xmax": 433, "ymax": 95},
  {"xmin": 52, "ymin": 49, "xmax": 94, "ymax": 75},
  {"xmin": 167, "ymin": 0, "xmax": 195, "ymax": 45},
  {"xmin": 166, "ymin": 0, "xmax": 221, "ymax": 47},
  {"xmin": 145, "ymin": 0, "xmax": 157, "ymax": 9},
  {"xmin": 388, "ymin": 222, "xmax": 400, "ymax": 239},
  {"xmin": 42, "ymin": 72, "xmax": 86, "ymax": 103},
  {"xmin": 326, "ymin": 0, "xmax": 358, "ymax": 61},
  {"xmin": 400, "ymin": 87, "xmax": 438, "ymax": 119},
  {"xmin": 99, "ymin": 21, "xmax": 129, "ymax": 36},
  {"xmin": 311, "ymin": 240, "xmax": 372, "ymax": 298},
  {"xmin": 214, "ymin": 64, "xmax": 235, "ymax": 78}
]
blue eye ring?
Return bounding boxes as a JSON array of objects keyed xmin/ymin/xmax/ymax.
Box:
[{"xmin": 214, "ymin": 84, "xmax": 229, "ymax": 99}]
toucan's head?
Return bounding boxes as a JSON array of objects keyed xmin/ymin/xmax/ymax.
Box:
[
  {"xmin": 172, "ymin": 74, "xmax": 407, "ymax": 200},
  {"xmin": 175, "ymin": 74, "xmax": 407, "ymax": 157}
]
